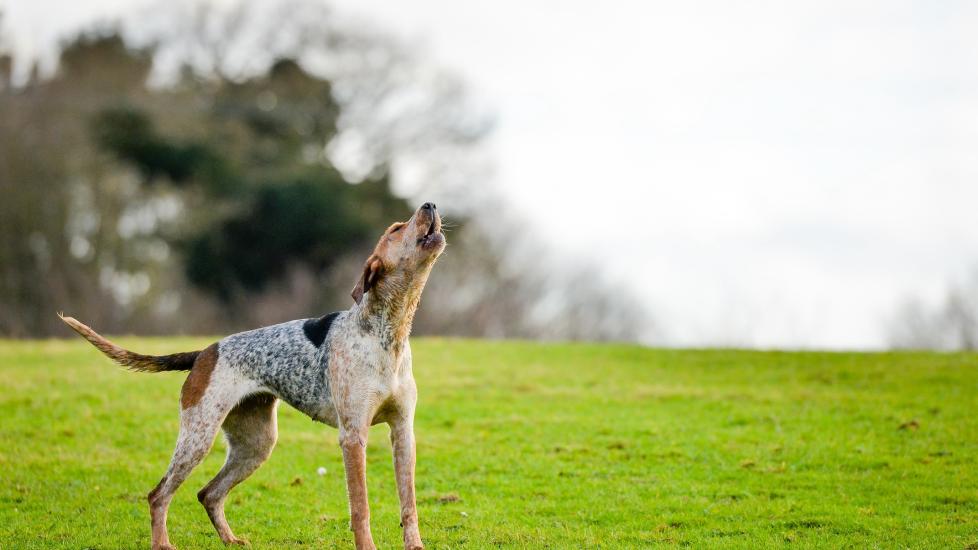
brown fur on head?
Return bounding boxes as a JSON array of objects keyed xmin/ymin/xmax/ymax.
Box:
[{"xmin": 351, "ymin": 203, "xmax": 445, "ymax": 311}]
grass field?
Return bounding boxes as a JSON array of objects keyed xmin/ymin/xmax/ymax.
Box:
[{"xmin": 1, "ymin": 338, "xmax": 977, "ymax": 549}]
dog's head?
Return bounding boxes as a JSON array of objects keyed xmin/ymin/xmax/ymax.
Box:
[{"xmin": 351, "ymin": 202, "xmax": 445, "ymax": 305}]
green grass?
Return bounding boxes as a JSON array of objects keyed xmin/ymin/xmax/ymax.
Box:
[{"xmin": 1, "ymin": 338, "xmax": 977, "ymax": 549}]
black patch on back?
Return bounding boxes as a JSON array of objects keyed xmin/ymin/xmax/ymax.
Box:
[{"xmin": 303, "ymin": 312, "xmax": 340, "ymax": 348}]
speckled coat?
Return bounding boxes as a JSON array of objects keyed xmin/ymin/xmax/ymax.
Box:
[{"xmin": 61, "ymin": 202, "xmax": 446, "ymax": 550}]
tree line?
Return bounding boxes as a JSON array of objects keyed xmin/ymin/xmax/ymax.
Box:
[{"xmin": 0, "ymin": 2, "xmax": 651, "ymax": 342}]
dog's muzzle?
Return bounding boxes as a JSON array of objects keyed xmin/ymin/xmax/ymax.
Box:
[{"xmin": 417, "ymin": 203, "xmax": 444, "ymax": 250}]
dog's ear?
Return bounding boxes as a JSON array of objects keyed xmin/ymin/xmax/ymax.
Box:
[{"xmin": 351, "ymin": 256, "xmax": 384, "ymax": 304}]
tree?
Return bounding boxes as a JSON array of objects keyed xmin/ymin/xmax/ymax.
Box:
[
  {"xmin": 888, "ymin": 267, "xmax": 978, "ymax": 350},
  {"xmin": 0, "ymin": 1, "xmax": 655, "ymax": 343}
]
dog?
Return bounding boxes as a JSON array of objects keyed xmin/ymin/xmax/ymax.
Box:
[{"xmin": 60, "ymin": 202, "xmax": 445, "ymax": 550}]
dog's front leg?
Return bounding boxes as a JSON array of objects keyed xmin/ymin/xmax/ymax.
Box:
[
  {"xmin": 390, "ymin": 415, "xmax": 423, "ymax": 550},
  {"xmin": 340, "ymin": 427, "xmax": 376, "ymax": 550}
]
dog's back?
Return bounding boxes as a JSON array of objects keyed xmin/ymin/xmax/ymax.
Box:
[{"xmin": 217, "ymin": 317, "xmax": 336, "ymax": 422}]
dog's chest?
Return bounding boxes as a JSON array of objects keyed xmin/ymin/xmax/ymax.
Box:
[
  {"xmin": 331, "ymin": 332, "xmax": 402, "ymax": 387},
  {"xmin": 326, "ymin": 330, "xmax": 411, "ymax": 419}
]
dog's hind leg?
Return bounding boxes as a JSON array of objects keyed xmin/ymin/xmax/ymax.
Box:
[
  {"xmin": 148, "ymin": 402, "xmax": 232, "ymax": 550},
  {"xmin": 148, "ymin": 368, "xmax": 246, "ymax": 550},
  {"xmin": 197, "ymin": 393, "xmax": 279, "ymax": 545}
]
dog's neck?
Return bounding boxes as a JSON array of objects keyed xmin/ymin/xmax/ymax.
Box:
[{"xmin": 353, "ymin": 265, "xmax": 433, "ymax": 354}]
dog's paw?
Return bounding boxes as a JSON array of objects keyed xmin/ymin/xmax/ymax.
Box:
[
  {"xmin": 226, "ymin": 536, "xmax": 250, "ymax": 546},
  {"xmin": 153, "ymin": 544, "xmax": 177, "ymax": 550}
]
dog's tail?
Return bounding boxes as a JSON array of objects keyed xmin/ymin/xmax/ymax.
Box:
[{"xmin": 58, "ymin": 313, "xmax": 200, "ymax": 372}]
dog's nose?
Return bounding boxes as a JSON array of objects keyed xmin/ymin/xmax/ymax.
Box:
[{"xmin": 421, "ymin": 202, "xmax": 436, "ymax": 211}]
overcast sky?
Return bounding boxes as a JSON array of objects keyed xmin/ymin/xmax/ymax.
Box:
[{"xmin": 5, "ymin": 0, "xmax": 978, "ymax": 348}]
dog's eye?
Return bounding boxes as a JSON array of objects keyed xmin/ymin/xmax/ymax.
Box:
[{"xmin": 390, "ymin": 225, "xmax": 403, "ymax": 233}]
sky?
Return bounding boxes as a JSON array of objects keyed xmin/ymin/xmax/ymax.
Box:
[{"xmin": 5, "ymin": 0, "xmax": 978, "ymax": 348}]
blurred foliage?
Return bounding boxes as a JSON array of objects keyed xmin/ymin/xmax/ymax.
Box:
[
  {"xmin": 83, "ymin": 43, "xmax": 412, "ymax": 299},
  {"xmin": 0, "ymin": 28, "xmax": 412, "ymax": 334},
  {"xmin": 59, "ymin": 32, "xmax": 152, "ymax": 91},
  {"xmin": 93, "ymin": 107, "xmax": 223, "ymax": 185},
  {"xmin": 888, "ymin": 266, "xmax": 978, "ymax": 350},
  {"xmin": 184, "ymin": 174, "xmax": 399, "ymax": 299},
  {"xmin": 0, "ymin": 2, "xmax": 650, "ymax": 342}
]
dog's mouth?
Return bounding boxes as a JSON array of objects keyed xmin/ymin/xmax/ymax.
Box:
[{"xmin": 417, "ymin": 217, "xmax": 443, "ymax": 249}]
